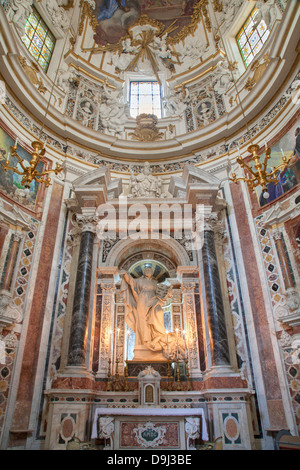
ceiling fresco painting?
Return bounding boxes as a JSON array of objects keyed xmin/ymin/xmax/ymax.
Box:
[{"xmin": 82, "ymin": 0, "xmax": 205, "ymax": 46}]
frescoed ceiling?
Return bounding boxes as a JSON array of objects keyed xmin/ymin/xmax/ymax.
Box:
[{"xmin": 84, "ymin": 0, "xmax": 206, "ymax": 46}]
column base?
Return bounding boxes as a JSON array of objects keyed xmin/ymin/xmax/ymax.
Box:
[
  {"xmin": 204, "ymin": 364, "xmax": 240, "ymax": 378},
  {"xmin": 59, "ymin": 365, "xmax": 94, "ymax": 379}
]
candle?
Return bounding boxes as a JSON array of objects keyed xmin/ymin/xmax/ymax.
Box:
[
  {"xmin": 176, "ymin": 328, "xmax": 179, "ymax": 359},
  {"xmin": 237, "ymin": 146, "xmax": 241, "ymax": 156},
  {"xmin": 126, "ymin": 330, "xmax": 129, "ymax": 361},
  {"xmin": 265, "ymin": 140, "xmax": 268, "ymax": 149},
  {"xmin": 280, "ymin": 148, "xmax": 285, "ymax": 158},
  {"xmin": 166, "ymin": 330, "xmax": 169, "ymax": 358},
  {"xmin": 14, "ymin": 137, "xmax": 18, "ymax": 147},
  {"xmin": 117, "ymin": 328, "xmax": 120, "ymax": 358}
]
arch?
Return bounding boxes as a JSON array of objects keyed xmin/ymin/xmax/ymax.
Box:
[{"xmin": 104, "ymin": 237, "xmax": 193, "ymax": 271}]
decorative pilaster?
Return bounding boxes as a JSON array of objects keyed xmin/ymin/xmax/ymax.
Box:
[
  {"xmin": 181, "ymin": 280, "xmax": 201, "ymax": 378},
  {"xmin": 272, "ymin": 229, "xmax": 300, "ymax": 324},
  {"xmin": 67, "ymin": 215, "xmax": 98, "ymax": 368},
  {"xmin": 272, "ymin": 229, "xmax": 295, "ymax": 290},
  {"xmin": 0, "ymin": 231, "xmax": 24, "ymax": 328},
  {"xmin": 96, "ymin": 269, "xmax": 117, "ymax": 379},
  {"xmin": 202, "ymin": 213, "xmax": 230, "ymax": 368}
]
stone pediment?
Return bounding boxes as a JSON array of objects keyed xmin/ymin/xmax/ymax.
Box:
[
  {"xmin": 169, "ymin": 164, "xmax": 221, "ymax": 207},
  {"xmin": 66, "ymin": 167, "xmax": 123, "ymax": 211},
  {"xmin": 182, "ymin": 164, "xmax": 221, "ymax": 187}
]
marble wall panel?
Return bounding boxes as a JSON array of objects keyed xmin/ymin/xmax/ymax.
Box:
[
  {"xmin": 230, "ymin": 182, "xmax": 288, "ymax": 431},
  {"xmin": 119, "ymin": 420, "xmax": 180, "ymax": 449},
  {"xmin": 254, "ymin": 212, "xmax": 300, "ymax": 432},
  {"xmin": 9, "ymin": 183, "xmax": 64, "ymax": 443}
]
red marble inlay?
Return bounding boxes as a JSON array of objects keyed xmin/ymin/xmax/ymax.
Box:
[
  {"xmin": 225, "ymin": 418, "xmax": 238, "ymax": 439},
  {"xmin": 120, "ymin": 421, "xmax": 180, "ymax": 448}
]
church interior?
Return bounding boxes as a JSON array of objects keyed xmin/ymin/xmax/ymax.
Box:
[{"xmin": 0, "ymin": 0, "xmax": 299, "ymax": 451}]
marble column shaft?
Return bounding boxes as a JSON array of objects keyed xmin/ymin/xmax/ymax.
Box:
[
  {"xmin": 202, "ymin": 227, "xmax": 230, "ymax": 366},
  {"xmin": 67, "ymin": 229, "xmax": 95, "ymax": 366}
]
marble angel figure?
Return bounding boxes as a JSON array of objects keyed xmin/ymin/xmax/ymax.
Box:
[{"xmin": 119, "ymin": 267, "xmax": 185, "ymax": 360}]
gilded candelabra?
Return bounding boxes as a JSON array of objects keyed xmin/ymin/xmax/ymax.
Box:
[
  {"xmin": 106, "ymin": 358, "xmax": 112, "ymax": 391},
  {"xmin": 2, "ymin": 140, "xmax": 63, "ymax": 189},
  {"xmin": 114, "ymin": 357, "xmax": 121, "ymax": 391},
  {"xmin": 230, "ymin": 144, "xmax": 292, "ymax": 196},
  {"xmin": 167, "ymin": 359, "xmax": 173, "ymax": 391},
  {"xmin": 185, "ymin": 357, "xmax": 192, "ymax": 391},
  {"xmin": 175, "ymin": 358, "xmax": 183, "ymax": 391}
]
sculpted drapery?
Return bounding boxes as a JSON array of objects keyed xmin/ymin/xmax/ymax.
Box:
[
  {"xmin": 120, "ymin": 267, "xmax": 185, "ymax": 360},
  {"xmin": 120, "ymin": 268, "xmax": 167, "ymax": 354}
]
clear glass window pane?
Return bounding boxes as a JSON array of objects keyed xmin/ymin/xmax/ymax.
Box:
[{"xmin": 129, "ymin": 81, "xmax": 162, "ymax": 118}]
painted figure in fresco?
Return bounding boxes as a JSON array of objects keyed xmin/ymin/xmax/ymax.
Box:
[
  {"xmin": 93, "ymin": 0, "xmax": 199, "ymax": 45},
  {"xmin": 94, "ymin": 0, "xmax": 141, "ymax": 45},
  {"xmin": 290, "ymin": 126, "xmax": 300, "ymax": 184},
  {"xmin": 293, "ymin": 127, "xmax": 300, "ymax": 158}
]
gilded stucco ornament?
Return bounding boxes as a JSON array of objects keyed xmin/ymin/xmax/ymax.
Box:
[
  {"xmin": 18, "ymin": 56, "xmax": 47, "ymax": 94},
  {"xmin": 129, "ymin": 114, "xmax": 164, "ymax": 142},
  {"xmin": 245, "ymin": 54, "xmax": 271, "ymax": 91}
]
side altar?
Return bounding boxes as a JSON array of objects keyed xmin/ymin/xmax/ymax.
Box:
[{"xmin": 43, "ymin": 163, "xmax": 256, "ymax": 450}]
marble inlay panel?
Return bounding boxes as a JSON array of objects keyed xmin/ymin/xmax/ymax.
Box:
[{"xmin": 119, "ymin": 421, "xmax": 180, "ymax": 449}]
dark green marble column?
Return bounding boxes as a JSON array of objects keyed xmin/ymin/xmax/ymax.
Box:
[
  {"xmin": 67, "ymin": 216, "xmax": 97, "ymax": 367},
  {"xmin": 202, "ymin": 214, "xmax": 230, "ymax": 367}
]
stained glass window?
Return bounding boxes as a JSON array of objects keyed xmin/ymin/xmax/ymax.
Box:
[
  {"xmin": 236, "ymin": 8, "xmax": 270, "ymax": 67},
  {"xmin": 129, "ymin": 81, "xmax": 162, "ymax": 118},
  {"xmin": 21, "ymin": 8, "xmax": 55, "ymax": 72}
]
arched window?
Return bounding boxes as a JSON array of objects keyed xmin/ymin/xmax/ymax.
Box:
[
  {"xmin": 21, "ymin": 7, "xmax": 55, "ymax": 72},
  {"xmin": 236, "ymin": 8, "xmax": 270, "ymax": 67}
]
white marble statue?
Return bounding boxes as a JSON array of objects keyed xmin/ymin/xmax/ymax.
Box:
[
  {"xmin": 254, "ymin": 0, "xmax": 280, "ymax": 29},
  {"xmin": 46, "ymin": 0, "xmax": 69, "ymax": 31},
  {"xmin": 179, "ymin": 36, "xmax": 209, "ymax": 67},
  {"xmin": 99, "ymin": 83, "xmax": 128, "ymax": 134},
  {"xmin": 218, "ymin": 0, "xmax": 244, "ymax": 31},
  {"xmin": 7, "ymin": 0, "xmax": 33, "ymax": 36},
  {"xmin": 56, "ymin": 66, "xmax": 76, "ymax": 92},
  {"xmin": 120, "ymin": 267, "xmax": 171, "ymax": 359},
  {"xmin": 213, "ymin": 59, "xmax": 239, "ymax": 94},
  {"xmin": 120, "ymin": 267, "xmax": 185, "ymax": 360},
  {"xmin": 97, "ymin": 417, "xmax": 114, "ymax": 449},
  {"xmin": 163, "ymin": 87, "xmax": 189, "ymax": 118},
  {"xmin": 185, "ymin": 417, "xmax": 201, "ymax": 450},
  {"xmin": 128, "ymin": 162, "xmax": 165, "ymax": 198}
]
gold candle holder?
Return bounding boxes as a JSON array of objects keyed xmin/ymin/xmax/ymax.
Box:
[
  {"xmin": 185, "ymin": 357, "xmax": 192, "ymax": 391},
  {"xmin": 106, "ymin": 358, "xmax": 112, "ymax": 391},
  {"xmin": 176, "ymin": 358, "xmax": 183, "ymax": 391},
  {"xmin": 167, "ymin": 359, "xmax": 173, "ymax": 391},
  {"xmin": 114, "ymin": 357, "xmax": 121, "ymax": 391}
]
